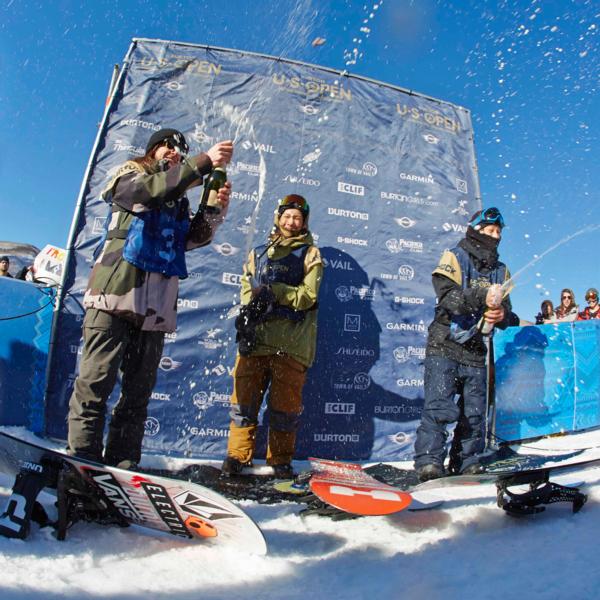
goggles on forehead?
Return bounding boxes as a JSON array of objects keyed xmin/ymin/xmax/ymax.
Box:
[
  {"xmin": 278, "ymin": 194, "xmax": 309, "ymax": 214},
  {"xmin": 470, "ymin": 207, "xmax": 505, "ymax": 229}
]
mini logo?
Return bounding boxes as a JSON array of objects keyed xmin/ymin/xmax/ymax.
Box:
[
  {"xmin": 344, "ymin": 314, "xmax": 361, "ymax": 332},
  {"xmin": 337, "ymin": 181, "xmax": 365, "ymax": 196},
  {"xmin": 301, "ymin": 104, "xmax": 319, "ymax": 115},
  {"xmin": 386, "ymin": 321, "xmax": 427, "ymax": 332},
  {"xmin": 394, "ymin": 216, "xmax": 416, "ymax": 228},
  {"xmin": 387, "ymin": 431, "xmax": 416, "ymax": 450},
  {"xmin": 159, "ymin": 356, "xmax": 182, "ymax": 371},
  {"xmin": 423, "ymin": 133, "xmax": 440, "ymax": 144},
  {"xmin": 324, "ymin": 402, "xmax": 356, "ymax": 415},
  {"xmin": 213, "ymin": 242, "xmax": 240, "ymax": 256},
  {"xmin": 144, "ymin": 417, "xmax": 160, "ymax": 436},
  {"xmin": 164, "ymin": 81, "xmax": 184, "ymax": 91}
]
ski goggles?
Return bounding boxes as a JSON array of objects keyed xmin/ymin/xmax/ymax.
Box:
[
  {"xmin": 278, "ymin": 194, "xmax": 309, "ymax": 215},
  {"xmin": 470, "ymin": 207, "xmax": 505, "ymax": 229},
  {"xmin": 586, "ymin": 292, "xmax": 598, "ymax": 302},
  {"xmin": 160, "ymin": 134, "xmax": 189, "ymax": 157}
]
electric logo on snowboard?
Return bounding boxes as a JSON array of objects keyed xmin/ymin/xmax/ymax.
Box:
[
  {"xmin": 139, "ymin": 481, "xmax": 190, "ymax": 538},
  {"xmin": 173, "ymin": 491, "xmax": 241, "ymax": 521}
]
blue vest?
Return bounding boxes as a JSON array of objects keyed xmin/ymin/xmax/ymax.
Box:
[
  {"xmin": 448, "ymin": 244, "xmax": 507, "ymax": 344},
  {"xmin": 254, "ymin": 243, "xmax": 309, "ymax": 322},
  {"xmin": 121, "ymin": 197, "xmax": 190, "ymax": 279}
]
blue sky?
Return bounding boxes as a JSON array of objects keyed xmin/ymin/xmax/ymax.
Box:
[{"xmin": 0, "ymin": 0, "xmax": 597, "ymax": 320}]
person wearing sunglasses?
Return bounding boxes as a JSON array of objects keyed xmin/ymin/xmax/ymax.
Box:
[
  {"xmin": 222, "ymin": 194, "xmax": 323, "ymax": 479},
  {"xmin": 414, "ymin": 207, "xmax": 520, "ymax": 482},
  {"xmin": 577, "ymin": 288, "xmax": 600, "ymax": 320},
  {"xmin": 67, "ymin": 128, "xmax": 233, "ymax": 469},
  {"xmin": 555, "ymin": 288, "xmax": 578, "ymax": 322}
]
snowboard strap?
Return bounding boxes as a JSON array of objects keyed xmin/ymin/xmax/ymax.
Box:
[
  {"xmin": 0, "ymin": 458, "xmax": 58, "ymax": 539},
  {"xmin": 55, "ymin": 461, "xmax": 129, "ymax": 541},
  {"xmin": 496, "ymin": 476, "xmax": 587, "ymax": 516}
]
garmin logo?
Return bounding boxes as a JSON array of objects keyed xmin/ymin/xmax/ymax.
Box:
[
  {"xmin": 385, "ymin": 238, "xmax": 424, "ymax": 254},
  {"xmin": 324, "ymin": 402, "xmax": 356, "ymax": 415},
  {"xmin": 222, "ymin": 272, "xmax": 243, "ymax": 286},
  {"xmin": 328, "ymin": 207, "xmax": 369, "ymax": 220},
  {"xmin": 386, "ymin": 321, "xmax": 427, "ymax": 332},
  {"xmin": 396, "ymin": 378, "xmax": 425, "ymax": 388},
  {"xmin": 337, "ymin": 236, "xmax": 368, "ymax": 247},
  {"xmin": 189, "ymin": 427, "xmax": 230, "ymax": 437},
  {"xmin": 231, "ymin": 190, "xmax": 259, "ymax": 202},
  {"xmin": 314, "ymin": 433, "xmax": 360, "ymax": 443},
  {"xmin": 177, "ymin": 298, "xmax": 199, "ymax": 309},
  {"xmin": 337, "ymin": 181, "xmax": 365, "ymax": 196}
]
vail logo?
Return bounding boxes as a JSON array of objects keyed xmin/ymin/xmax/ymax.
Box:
[
  {"xmin": 241, "ymin": 140, "xmax": 276, "ymax": 154},
  {"xmin": 322, "ymin": 257, "xmax": 354, "ymax": 271},
  {"xmin": 443, "ymin": 223, "xmax": 467, "ymax": 233}
]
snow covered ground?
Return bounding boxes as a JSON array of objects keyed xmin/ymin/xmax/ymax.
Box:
[{"xmin": 2, "ymin": 427, "xmax": 600, "ymax": 600}]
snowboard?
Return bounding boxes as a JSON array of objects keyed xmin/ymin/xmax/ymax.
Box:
[
  {"xmin": 0, "ymin": 431, "xmax": 267, "ymax": 554},
  {"xmin": 306, "ymin": 443, "xmax": 600, "ymax": 517}
]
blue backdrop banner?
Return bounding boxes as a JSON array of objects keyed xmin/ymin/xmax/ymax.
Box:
[
  {"xmin": 494, "ymin": 320, "xmax": 600, "ymax": 443},
  {"xmin": 45, "ymin": 39, "xmax": 482, "ymax": 460},
  {"xmin": 0, "ymin": 279, "xmax": 55, "ymax": 434}
]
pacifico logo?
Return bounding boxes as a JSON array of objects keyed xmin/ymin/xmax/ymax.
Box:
[
  {"xmin": 335, "ymin": 285, "xmax": 375, "ymax": 302},
  {"xmin": 385, "ymin": 239, "xmax": 424, "ymax": 254},
  {"xmin": 393, "ymin": 346, "xmax": 426, "ymax": 363}
]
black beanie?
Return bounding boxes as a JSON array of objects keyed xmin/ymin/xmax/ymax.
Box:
[
  {"xmin": 145, "ymin": 129, "xmax": 189, "ymax": 155},
  {"xmin": 0, "ymin": 256, "xmax": 9, "ymax": 263}
]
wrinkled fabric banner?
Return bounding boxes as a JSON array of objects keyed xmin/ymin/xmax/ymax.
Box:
[
  {"xmin": 494, "ymin": 321, "xmax": 600, "ymax": 442},
  {"xmin": 45, "ymin": 39, "xmax": 480, "ymax": 460}
]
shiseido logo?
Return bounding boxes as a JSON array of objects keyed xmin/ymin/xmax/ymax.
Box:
[
  {"xmin": 335, "ymin": 346, "xmax": 375, "ymax": 357},
  {"xmin": 283, "ymin": 174, "xmax": 320, "ymax": 187},
  {"xmin": 337, "ymin": 181, "xmax": 365, "ymax": 196}
]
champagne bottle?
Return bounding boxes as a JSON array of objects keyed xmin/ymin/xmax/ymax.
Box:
[
  {"xmin": 200, "ymin": 167, "xmax": 227, "ymax": 214},
  {"xmin": 478, "ymin": 284, "xmax": 503, "ymax": 335}
]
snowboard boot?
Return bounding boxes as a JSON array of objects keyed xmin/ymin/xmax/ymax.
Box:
[
  {"xmin": 271, "ymin": 463, "xmax": 294, "ymax": 480},
  {"xmin": 417, "ymin": 463, "xmax": 444, "ymax": 483},
  {"xmin": 221, "ymin": 456, "xmax": 249, "ymax": 477},
  {"xmin": 461, "ymin": 462, "xmax": 485, "ymax": 475}
]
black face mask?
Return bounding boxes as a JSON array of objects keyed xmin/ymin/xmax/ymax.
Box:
[{"xmin": 460, "ymin": 226, "xmax": 500, "ymax": 269}]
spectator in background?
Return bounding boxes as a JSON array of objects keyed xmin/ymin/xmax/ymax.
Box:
[
  {"xmin": 555, "ymin": 288, "xmax": 578, "ymax": 322},
  {"xmin": 0, "ymin": 256, "xmax": 13, "ymax": 278},
  {"xmin": 577, "ymin": 288, "xmax": 600, "ymax": 320},
  {"xmin": 535, "ymin": 299, "xmax": 556, "ymax": 324}
]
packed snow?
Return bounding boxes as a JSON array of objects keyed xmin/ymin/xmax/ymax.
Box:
[{"xmin": 1, "ymin": 426, "xmax": 600, "ymax": 600}]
